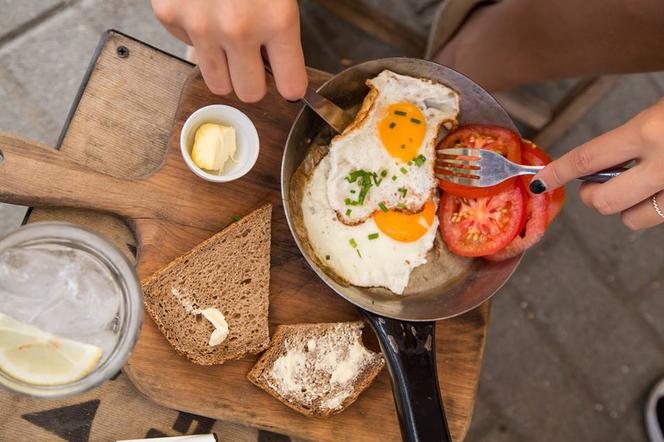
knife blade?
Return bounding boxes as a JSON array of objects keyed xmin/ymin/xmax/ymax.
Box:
[{"xmin": 262, "ymin": 56, "xmax": 354, "ymax": 134}]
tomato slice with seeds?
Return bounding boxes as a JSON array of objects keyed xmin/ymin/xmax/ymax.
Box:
[
  {"xmin": 485, "ymin": 187, "xmax": 548, "ymax": 261},
  {"xmin": 439, "ymin": 186, "xmax": 526, "ymax": 257},
  {"xmin": 437, "ymin": 125, "xmax": 522, "ymax": 199},
  {"xmin": 520, "ymin": 139, "xmax": 551, "ymax": 166},
  {"xmin": 520, "ymin": 139, "xmax": 566, "ymax": 224}
]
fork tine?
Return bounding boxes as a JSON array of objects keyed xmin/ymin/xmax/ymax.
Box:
[
  {"xmin": 437, "ymin": 166, "xmax": 480, "ymax": 177},
  {"xmin": 435, "ymin": 173, "xmax": 478, "ymax": 186},
  {"xmin": 436, "ymin": 147, "xmax": 482, "ymax": 157},
  {"xmin": 435, "ymin": 157, "xmax": 479, "ymax": 167}
]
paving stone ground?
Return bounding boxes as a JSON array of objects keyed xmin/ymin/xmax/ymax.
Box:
[{"xmin": 1, "ymin": 1, "xmax": 662, "ymax": 441}]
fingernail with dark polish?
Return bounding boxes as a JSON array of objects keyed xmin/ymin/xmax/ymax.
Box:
[{"xmin": 529, "ymin": 179, "xmax": 546, "ymax": 194}]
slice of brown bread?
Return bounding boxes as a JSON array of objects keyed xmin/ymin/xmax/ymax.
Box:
[
  {"xmin": 247, "ymin": 321, "xmax": 385, "ymax": 417},
  {"xmin": 142, "ymin": 203, "xmax": 272, "ymax": 365}
]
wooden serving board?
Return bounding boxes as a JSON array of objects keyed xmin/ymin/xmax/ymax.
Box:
[{"xmin": 1, "ymin": 31, "xmax": 489, "ymax": 442}]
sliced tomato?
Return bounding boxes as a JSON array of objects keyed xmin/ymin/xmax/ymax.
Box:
[
  {"xmin": 439, "ymin": 186, "xmax": 526, "ymax": 257},
  {"xmin": 546, "ymin": 185, "xmax": 566, "ymax": 224},
  {"xmin": 520, "ymin": 139, "xmax": 566, "ymax": 223},
  {"xmin": 437, "ymin": 125, "xmax": 522, "ymax": 199},
  {"xmin": 485, "ymin": 186, "xmax": 548, "ymax": 261},
  {"xmin": 520, "ymin": 139, "xmax": 551, "ymax": 165}
]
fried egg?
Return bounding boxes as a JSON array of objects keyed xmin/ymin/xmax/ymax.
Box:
[
  {"xmin": 302, "ymin": 154, "xmax": 439, "ymax": 294},
  {"xmin": 326, "ymin": 70, "xmax": 459, "ymax": 225}
]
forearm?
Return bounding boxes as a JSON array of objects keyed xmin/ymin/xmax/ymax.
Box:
[{"xmin": 439, "ymin": 0, "xmax": 664, "ymax": 91}]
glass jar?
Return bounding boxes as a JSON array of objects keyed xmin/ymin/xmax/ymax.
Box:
[{"xmin": 0, "ymin": 222, "xmax": 143, "ymax": 398}]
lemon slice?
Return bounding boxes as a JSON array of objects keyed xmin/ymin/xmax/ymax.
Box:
[{"xmin": 0, "ymin": 312, "xmax": 102, "ymax": 386}]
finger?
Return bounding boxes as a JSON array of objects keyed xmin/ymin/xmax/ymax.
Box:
[
  {"xmin": 578, "ymin": 182, "xmax": 601, "ymax": 209},
  {"xmin": 620, "ymin": 190, "xmax": 664, "ymax": 231},
  {"xmin": 150, "ymin": 0, "xmax": 193, "ymax": 45},
  {"xmin": 225, "ymin": 44, "xmax": 267, "ymax": 103},
  {"xmin": 581, "ymin": 164, "xmax": 663, "ymax": 215},
  {"xmin": 160, "ymin": 23, "xmax": 193, "ymax": 46},
  {"xmin": 191, "ymin": 39, "xmax": 232, "ymax": 95},
  {"xmin": 265, "ymin": 27, "xmax": 308, "ymax": 100},
  {"xmin": 529, "ymin": 125, "xmax": 640, "ymax": 194},
  {"xmin": 185, "ymin": 46, "xmax": 197, "ymax": 64}
]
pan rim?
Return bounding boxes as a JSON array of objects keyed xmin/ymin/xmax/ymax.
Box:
[{"xmin": 281, "ymin": 57, "xmax": 524, "ymax": 321}]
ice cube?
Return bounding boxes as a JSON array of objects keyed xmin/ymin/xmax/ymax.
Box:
[
  {"xmin": 0, "ymin": 247, "xmax": 70, "ymax": 301},
  {"xmin": 0, "ymin": 245, "xmax": 121, "ymax": 338}
]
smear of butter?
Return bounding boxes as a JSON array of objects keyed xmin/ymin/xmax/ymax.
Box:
[
  {"xmin": 200, "ymin": 308, "xmax": 229, "ymax": 346},
  {"xmin": 171, "ymin": 287, "xmax": 196, "ymax": 314},
  {"xmin": 270, "ymin": 349, "xmax": 307, "ymax": 394},
  {"xmin": 191, "ymin": 123, "xmax": 238, "ymax": 174},
  {"xmin": 322, "ymin": 389, "xmax": 352, "ymax": 411},
  {"xmin": 170, "ymin": 288, "xmax": 228, "ymax": 346},
  {"xmin": 329, "ymin": 341, "xmax": 371, "ymax": 384}
]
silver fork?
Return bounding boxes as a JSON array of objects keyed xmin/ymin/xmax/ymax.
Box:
[{"xmin": 436, "ymin": 147, "xmax": 628, "ymax": 187}]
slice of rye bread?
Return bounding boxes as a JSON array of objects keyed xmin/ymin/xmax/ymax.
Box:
[
  {"xmin": 247, "ymin": 321, "xmax": 385, "ymax": 417},
  {"xmin": 142, "ymin": 204, "xmax": 272, "ymax": 365}
]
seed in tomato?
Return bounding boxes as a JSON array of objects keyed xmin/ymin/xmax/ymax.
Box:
[{"xmin": 439, "ymin": 186, "xmax": 526, "ymax": 257}]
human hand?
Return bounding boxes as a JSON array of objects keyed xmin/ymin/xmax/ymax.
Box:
[
  {"xmin": 530, "ymin": 98, "xmax": 664, "ymax": 230},
  {"xmin": 151, "ymin": 0, "xmax": 307, "ymax": 102}
]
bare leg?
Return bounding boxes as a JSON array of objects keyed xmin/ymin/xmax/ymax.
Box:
[{"xmin": 435, "ymin": 0, "xmax": 664, "ymax": 91}]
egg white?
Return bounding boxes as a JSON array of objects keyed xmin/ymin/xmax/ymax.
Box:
[
  {"xmin": 302, "ymin": 154, "xmax": 439, "ymax": 295},
  {"xmin": 326, "ymin": 70, "xmax": 459, "ymax": 224}
]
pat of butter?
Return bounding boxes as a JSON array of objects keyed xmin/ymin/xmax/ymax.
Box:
[
  {"xmin": 200, "ymin": 308, "xmax": 229, "ymax": 346},
  {"xmin": 191, "ymin": 123, "xmax": 237, "ymax": 174}
]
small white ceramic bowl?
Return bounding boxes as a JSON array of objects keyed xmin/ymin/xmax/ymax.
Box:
[{"xmin": 180, "ymin": 105, "xmax": 260, "ymax": 182}]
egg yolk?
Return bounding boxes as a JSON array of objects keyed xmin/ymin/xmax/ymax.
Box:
[
  {"xmin": 378, "ymin": 102, "xmax": 426, "ymax": 162},
  {"xmin": 373, "ymin": 200, "xmax": 436, "ymax": 242}
]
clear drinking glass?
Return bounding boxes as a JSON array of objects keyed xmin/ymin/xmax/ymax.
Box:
[{"xmin": 0, "ymin": 222, "xmax": 143, "ymax": 398}]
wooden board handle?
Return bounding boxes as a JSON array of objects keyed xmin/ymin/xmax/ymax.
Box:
[{"xmin": 0, "ymin": 132, "xmax": 147, "ymax": 218}]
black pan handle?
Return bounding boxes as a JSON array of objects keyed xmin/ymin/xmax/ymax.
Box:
[{"xmin": 362, "ymin": 309, "xmax": 451, "ymax": 442}]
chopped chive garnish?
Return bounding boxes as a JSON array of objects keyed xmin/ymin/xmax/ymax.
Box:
[
  {"xmin": 356, "ymin": 249, "xmax": 362, "ymax": 258},
  {"xmin": 394, "ymin": 110, "xmax": 407, "ymax": 116},
  {"xmin": 410, "ymin": 118, "xmax": 422, "ymax": 125},
  {"xmin": 372, "ymin": 172, "xmax": 383, "ymax": 186},
  {"xmin": 400, "ymin": 167, "xmax": 408, "ymax": 175},
  {"xmin": 413, "ymin": 154, "xmax": 426, "ymax": 167},
  {"xmin": 368, "ymin": 233, "xmax": 379, "ymax": 240},
  {"xmin": 350, "ymin": 189, "xmax": 356, "ymax": 194},
  {"xmin": 398, "ymin": 187, "xmax": 407, "ymax": 197},
  {"xmin": 231, "ymin": 215, "xmax": 241, "ymax": 222},
  {"xmin": 397, "ymin": 203, "xmax": 407, "ymax": 209},
  {"xmin": 380, "ymin": 170, "xmax": 388, "ymax": 177},
  {"xmin": 325, "ymin": 255, "xmax": 330, "ymax": 260},
  {"xmin": 344, "ymin": 169, "xmax": 375, "ymax": 205},
  {"xmin": 392, "ymin": 175, "xmax": 397, "ymax": 181},
  {"xmin": 345, "ymin": 209, "xmax": 352, "ymax": 216},
  {"xmin": 349, "ymin": 238, "xmax": 357, "ymax": 248},
  {"xmin": 408, "ymin": 161, "xmax": 413, "ymax": 166},
  {"xmin": 378, "ymin": 202, "xmax": 388, "ymax": 212},
  {"xmin": 389, "ymin": 122, "xmax": 396, "ymax": 129}
]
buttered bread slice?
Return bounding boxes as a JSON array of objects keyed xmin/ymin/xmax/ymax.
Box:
[
  {"xmin": 248, "ymin": 321, "xmax": 384, "ymax": 416},
  {"xmin": 142, "ymin": 204, "xmax": 271, "ymax": 365}
]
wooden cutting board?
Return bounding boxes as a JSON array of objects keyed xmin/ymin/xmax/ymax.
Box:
[{"xmin": 0, "ymin": 31, "xmax": 489, "ymax": 442}]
